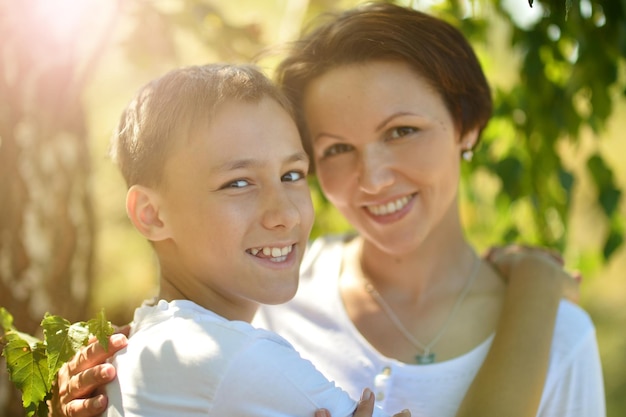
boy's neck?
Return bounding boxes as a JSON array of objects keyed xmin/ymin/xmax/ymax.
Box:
[{"xmin": 158, "ymin": 278, "xmax": 259, "ymax": 323}]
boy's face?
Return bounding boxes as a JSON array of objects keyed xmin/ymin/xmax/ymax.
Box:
[{"xmin": 155, "ymin": 97, "xmax": 314, "ymax": 320}]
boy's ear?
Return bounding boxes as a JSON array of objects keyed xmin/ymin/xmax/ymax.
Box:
[{"xmin": 126, "ymin": 185, "xmax": 171, "ymax": 241}]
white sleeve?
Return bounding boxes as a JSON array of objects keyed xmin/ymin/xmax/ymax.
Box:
[
  {"xmin": 539, "ymin": 328, "xmax": 606, "ymax": 417},
  {"xmin": 210, "ymin": 336, "xmax": 389, "ymax": 417}
]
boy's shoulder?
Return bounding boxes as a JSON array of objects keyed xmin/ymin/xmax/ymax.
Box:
[{"xmin": 131, "ymin": 299, "xmax": 293, "ymax": 350}]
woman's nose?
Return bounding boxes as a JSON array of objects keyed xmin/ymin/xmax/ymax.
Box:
[{"xmin": 357, "ymin": 145, "xmax": 394, "ymax": 194}]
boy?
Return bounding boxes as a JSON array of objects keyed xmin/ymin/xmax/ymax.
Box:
[{"xmin": 105, "ymin": 63, "xmax": 388, "ymax": 417}]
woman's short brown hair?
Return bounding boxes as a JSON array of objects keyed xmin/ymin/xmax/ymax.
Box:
[{"xmin": 276, "ymin": 2, "xmax": 492, "ymax": 166}]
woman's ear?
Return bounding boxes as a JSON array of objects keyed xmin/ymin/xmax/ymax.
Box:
[
  {"xmin": 460, "ymin": 128, "xmax": 479, "ymax": 151},
  {"xmin": 126, "ymin": 185, "xmax": 171, "ymax": 241}
]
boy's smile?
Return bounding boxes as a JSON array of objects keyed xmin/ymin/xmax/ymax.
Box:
[
  {"xmin": 246, "ymin": 244, "xmax": 294, "ymax": 261},
  {"xmin": 153, "ymin": 97, "xmax": 314, "ymax": 321}
]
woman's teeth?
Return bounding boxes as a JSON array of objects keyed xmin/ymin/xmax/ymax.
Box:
[{"xmin": 366, "ymin": 195, "xmax": 413, "ymax": 216}]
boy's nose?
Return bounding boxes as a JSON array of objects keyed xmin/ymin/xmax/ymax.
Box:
[{"xmin": 261, "ymin": 188, "xmax": 301, "ymax": 230}]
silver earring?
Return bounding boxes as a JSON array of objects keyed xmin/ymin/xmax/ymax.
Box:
[{"xmin": 462, "ymin": 149, "xmax": 474, "ymax": 162}]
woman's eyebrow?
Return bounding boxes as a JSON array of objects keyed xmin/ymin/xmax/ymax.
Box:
[{"xmin": 375, "ymin": 111, "xmax": 417, "ymax": 131}]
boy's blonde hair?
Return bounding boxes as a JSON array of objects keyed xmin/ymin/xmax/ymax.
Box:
[{"xmin": 111, "ymin": 64, "xmax": 294, "ymax": 187}]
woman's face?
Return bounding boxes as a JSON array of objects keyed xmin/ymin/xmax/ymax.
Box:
[{"xmin": 302, "ymin": 60, "xmax": 477, "ymax": 255}]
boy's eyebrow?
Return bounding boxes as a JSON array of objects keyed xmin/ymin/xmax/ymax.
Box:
[{"xmin": 213, "ymin": 151, "xmax": 309, "ymax": 172}]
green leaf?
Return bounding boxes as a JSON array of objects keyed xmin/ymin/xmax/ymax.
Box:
[
  {"xmin": 3, "ymin": 337, "xmax": 49, "ymax": 412},
  {"xmin": 587, "ymin": 154, "xmax": 622, "ymax": 217},
  {"xmin": 41, "ymin": 314, "xmax": 90, "ymax": 387},
  {"xmin": 587, "ymin": 154, "xmax": 613, "ymax": 188},
  {"xmin": 0, "ymin": 307, "xmax": 14, "ymax": 332},
  {"xmin": 603, "ymin": 229, "xmax": 624, "ymax": 260},
  {"xmin": 598, "ymin": 187, "xmax": 622, "ymax": 218},
  {"xmin": 87, "ymin": 309, "xmax": 114, "ymax": 352},
  {"xmin": 495, "ymin": 156, "xmax": 524, "ymax": 200}
]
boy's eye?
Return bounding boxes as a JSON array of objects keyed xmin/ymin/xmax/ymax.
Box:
[
  {"xmin": 223, "ymin": 179, "xmax": 250, "ymax": 189},
  {"xmin": 389, "ymin": 126, "xmax": 418, "ymax": 140},
  {"xmin": 282, "ymin": 170, "xmax": 305, "ymax": 182},
  {"xmin": 322, "ymin": 143, "xmax": 353, "ymax": 158}
]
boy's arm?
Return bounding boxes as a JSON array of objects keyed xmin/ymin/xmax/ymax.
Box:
[{"xmin": 455, "ymin": 249, "xmax": 579, "ymax": 417}]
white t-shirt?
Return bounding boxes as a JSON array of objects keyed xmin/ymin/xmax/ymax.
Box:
[
  {"xmin": 105, "ymin": 299, "xmax": 388, "ymax": 417},
  {"xmin": 255, "ymin": 235, "xmax": 606, "ymax": 417}
]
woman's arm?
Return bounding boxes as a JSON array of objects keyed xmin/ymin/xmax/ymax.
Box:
[
  {"xmin": 456, "ymin": 248, "xmax": 579, "ymax": 417},
  {"xmin": 50, "ymin": 332, "xmax": 128, "ymax": 417}
]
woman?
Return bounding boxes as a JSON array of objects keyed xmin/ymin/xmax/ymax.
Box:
[{"xmin": 55, "ymin": 3, "xmax": 603, "ymax": 417}]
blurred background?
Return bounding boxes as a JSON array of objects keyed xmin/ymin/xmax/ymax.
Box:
[{"xmin": 0, "ymin": 0, "xmax": 624, "ymax": 415}]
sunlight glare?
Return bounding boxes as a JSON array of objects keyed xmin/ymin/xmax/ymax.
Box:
[
  {"xmin": 502, "ymin": 0, "xmax": 543, "ymax": 29},
  {"xmin": 32, "ymin": 0, "xmax": 98, "ymax": 42}
]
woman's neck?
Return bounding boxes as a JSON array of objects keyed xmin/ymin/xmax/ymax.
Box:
[{"xmin": 355, "ymin": 214, "xmax": 475, "ymax": 302}]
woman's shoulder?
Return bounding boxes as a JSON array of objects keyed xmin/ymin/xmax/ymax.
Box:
[
  {"xmin": 555, "ymin": 300, "xmax": 595, "ymax": 334},
  {"xmin": 550, "ymin": 300, "xmax": 599, "ymax": 359}
]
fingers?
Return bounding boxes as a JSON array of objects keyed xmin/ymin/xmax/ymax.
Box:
[
  {"xmin": 61, "ymin": 395, "xmax": 108, "ymax": 417},
  {"xmin": 322, "ymin": 388, "xmax": 411, "ymax": 417},
  {"xmin": 486, "ymin": 244, "xmax": 563, "ymax": 265},
  {"xmin": 563, "ymin": 270, "xmax": 582, "ymax": 304},
  {"xmin": 64, "ymin": 363, "xmax": 117, "ymax": 400},
  {"xmin": 65, "ymin": 334, "xmax": 127, "ymax": 377},
  {"xmin": 486, "ymin": 245, "xmax": 565, "ymax": 279},
  {"xmin": 351, "ymin": 388, "xmax": 376, "ymax": 417},
  {"xmin": 485, "ymin": 244, "xmax": 582, "ymax": 303},
  {"xmin": 112, "ymin": 323, "xmax": 131, "ymax": 337},
  {"xmin": 55, "ymin": 333, "xmax": 127, "ymax": 416}
]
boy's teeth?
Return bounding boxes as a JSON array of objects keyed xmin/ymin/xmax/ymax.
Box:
[{"xmin": 249, "ymin": 245, "xmax": 293, "ymax": 258}]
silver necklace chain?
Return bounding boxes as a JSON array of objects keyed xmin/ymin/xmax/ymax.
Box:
[{"xmin": 363, "ymin": 256, "xmax": 480, "ymax": 364}]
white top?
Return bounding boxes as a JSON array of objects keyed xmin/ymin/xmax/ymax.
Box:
[
  {"xmin": 106, "ymin": 299, "xmax": 388, "ymax": 417},
  {"xmin": 255, "ymin": 235, "xmax": 607, "ymax": 417}
]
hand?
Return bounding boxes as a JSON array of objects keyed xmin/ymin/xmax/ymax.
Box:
[
  {"xmin": 50, "ymin": 327, "xmax": 129, "ymax": 417},
  {"xmin": 485, "ymin": 245, "xmax": 580, "ymax": 303},
  {"xmin": 314, "ymin": 388, "xmax": 410, "ymax": 417}
]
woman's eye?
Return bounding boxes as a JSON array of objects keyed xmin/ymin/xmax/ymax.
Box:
[
  {"xmin": 282, "ymin": 170, "xmax": 305, "ymax": 182},
  {"xmin": 223, "ymin": 179, "xmax": 250, "ymax": 189},
  {"xmin": 322, "ymin": 143, "xmax": 353, "ymax": 158},
  {"xmin": 389, "ymin": 126, "xmax": 418, "ymax": 140}
]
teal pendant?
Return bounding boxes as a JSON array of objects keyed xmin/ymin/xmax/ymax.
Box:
[{"xmin": 416, "ymin": 352, "xmax": 435, "ymax": 364}]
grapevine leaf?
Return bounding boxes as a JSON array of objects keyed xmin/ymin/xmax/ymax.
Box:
[
  {"xmin": 3, "ymin": 309, "xmax": 112, "ymax": 416},
  {"xmin": 3, "ymin": 336, "xmax": 49, "ymax": 413},
  {"xmin": 87, "ymin": 309, "xmax": 114, "ymax": 352},
  {"xmin": 0, "ymin": 307, "xmax": 14, "ymax": 332},
  {"xmin": 41, "ymin": 314, "xmax": 90, "ymax": 386},
  {"xmin": 25, "ymin": 399, "xmax": 49, "ymax": 417},
  {"xmin": 13, "ymin": 330, "xmax": 44, "ymax": 347},
  {"xmin": 1, "ymin": 308, "xmax": 43, "ymax": 348}
]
